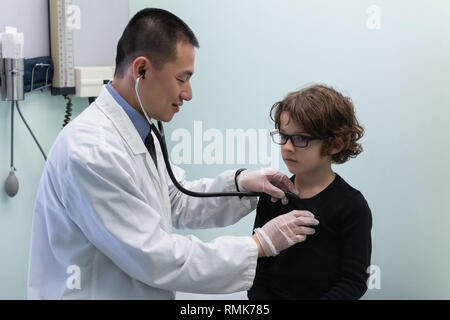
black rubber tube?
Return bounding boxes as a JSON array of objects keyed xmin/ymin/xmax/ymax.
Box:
[
  {"xmin": 10, "ymin": 100, "xmax": 14, "ymax": 167},
  {"xmin": 150, "ymin": 122, "xmax": 300, "ymax": 201},
  {"xmin": 15, "ymin": 101, "xmax": 47, "ymax": 161}
]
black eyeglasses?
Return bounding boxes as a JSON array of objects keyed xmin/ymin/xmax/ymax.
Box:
[{"xmin": 270, "ymin": 129, "xmax": 330, "ymax": 148}]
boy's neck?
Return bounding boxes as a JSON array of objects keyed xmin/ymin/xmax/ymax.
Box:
[{"xmin": 294, "ymin": 166, "xmax": 336, "ymax": 199}]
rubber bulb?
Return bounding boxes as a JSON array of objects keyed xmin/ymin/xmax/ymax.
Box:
[{"xmin": 5, "ymin": 172, "xmax": 19, "ymax": 197}]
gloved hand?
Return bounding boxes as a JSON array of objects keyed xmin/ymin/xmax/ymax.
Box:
[
  {"xmin": 254, "ymin": 210, "xmax": 319, "ymax": 257},
  {"xmin": 237, "ymin": 168, "xmax": 298, "ymax": 205}
]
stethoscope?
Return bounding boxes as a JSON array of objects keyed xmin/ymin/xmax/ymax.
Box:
[{"xmin": 135, "ymin": 73, "xmax": 300, "ymax": 201}]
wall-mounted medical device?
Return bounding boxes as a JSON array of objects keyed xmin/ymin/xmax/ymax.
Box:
[
  {"xmin": 1, "ymin": 1, "xmax": 128, "ymax": 197},
  {"xmin": 48, "ymin": 0, "xmax": 128, "ymax": 129},
  {"xmin": 1, "ymin": 26, "xmax": 47, "ymax": 198},
  {"xmin": 49, "ymin": 0, "xmax": 128, "ymax": 98},
  {"xmin": 1, "ymin": 27, "xmax": 25, "ymax": 197},
  {"xmin": 48, "ymin": 0, "xmax": 76, "ymax": 96},
  {"xmin": 0, "ymin": 27, "xmax": 24, "ymax": 101},
  {"xmin": 0, "ymin": 58, "xmax": 24, "ymax": 101}
]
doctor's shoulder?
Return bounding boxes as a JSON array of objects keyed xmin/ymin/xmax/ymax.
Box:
[{"xmin": 53, "ymin": 107, "xmax": 130, "ymax": 167}]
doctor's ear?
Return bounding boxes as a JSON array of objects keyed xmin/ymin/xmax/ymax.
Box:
[{"xmin": 132, "ymin": 56, "xmax": 151, "ymax": 80}]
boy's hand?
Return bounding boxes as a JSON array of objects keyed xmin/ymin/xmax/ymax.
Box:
[{"xmin": 237, "ymin": 168, "xmax": 298, "ymax": 205}]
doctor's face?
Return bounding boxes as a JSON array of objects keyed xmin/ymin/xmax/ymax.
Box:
[{"xmin": 141, "ymin": 41, "xmax": 195, "ymax": 122}]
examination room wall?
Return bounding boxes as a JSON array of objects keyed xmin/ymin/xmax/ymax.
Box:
[
  {"xmin": 131, "ymin": 0, "xmax": 450, "ymax": 299},
  {"xmin": 0, "ymin": 92, "xmax": 88, "ymax": 299},
  {"xmin": 0, "ymin": 0, "xmax": 449, "ymax": 300},
  {"xmin": 0, "ymin": 0, "xmax": 92, "ymax": 299}
]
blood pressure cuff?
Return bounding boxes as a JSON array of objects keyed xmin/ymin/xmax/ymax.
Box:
[{"xmin": 24, "ymin": 56, "xmax": 54, "ymax": 92}]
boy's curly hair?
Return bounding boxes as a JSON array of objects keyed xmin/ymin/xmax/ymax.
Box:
[{"xmin": 270, "ymin": 84, "xmax": 364, "ymax": 164}]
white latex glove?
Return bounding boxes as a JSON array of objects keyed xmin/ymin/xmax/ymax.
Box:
[
  {"xmin": 237, "ymin": 168, "xmax": 298, "ymax": 205},
  {"xmin": 254, "ymin": 210, "xmax": 319, "ymax": 257}
]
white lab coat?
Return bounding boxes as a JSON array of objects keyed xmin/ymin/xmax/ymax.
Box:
[{"xmin": 27, "ymin": 86, "xmax": 258, "ymax": 299}]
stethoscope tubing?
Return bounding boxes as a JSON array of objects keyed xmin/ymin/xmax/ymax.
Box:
[{"xmin": 135, "ymin": 75, "xmax": 300, "ymax": 201}]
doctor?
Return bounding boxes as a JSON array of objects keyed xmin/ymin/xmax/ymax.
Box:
[{"xmin": 27, "ymin": 8, "xmax": 319, "ymax": 299}]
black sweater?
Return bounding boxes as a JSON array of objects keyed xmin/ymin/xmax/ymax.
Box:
[{"xmin": 248, "ymin": 174, "xmax": 372, "ymax": 300}]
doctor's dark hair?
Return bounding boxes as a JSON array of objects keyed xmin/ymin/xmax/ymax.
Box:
[
  {"xmin": 114, "ymin": 8, "xmax": 199, "ymax": 78},
  {"xmin": 270, "ymin": 84, "xmax": 365, "ymax": 164}
]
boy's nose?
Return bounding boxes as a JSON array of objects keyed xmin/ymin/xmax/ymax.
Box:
[{"xmin": 282, "ymin": 137, "xmax": 296, "ymax": 153}]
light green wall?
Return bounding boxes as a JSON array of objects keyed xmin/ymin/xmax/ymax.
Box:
[
  {"xmin": 131, "ymin": 0, "xmax": 450, "ymax": 299},
  {"xmin": 1, "ymin": 0, "xmax": 449, "ymax": 299}
]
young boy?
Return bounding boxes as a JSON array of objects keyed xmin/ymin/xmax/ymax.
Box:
[{"xmin": 248, "ymin": 84, "xmax": 372, "ymax": 300}]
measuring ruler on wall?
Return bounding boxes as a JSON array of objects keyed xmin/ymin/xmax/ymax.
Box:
[{"xmin": 49, "ymin": 0, "xmax": 76, "ymax": 95}]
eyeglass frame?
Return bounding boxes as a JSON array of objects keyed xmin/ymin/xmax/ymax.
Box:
[{"xmin": 270, "ymin": 129, "xmax": 332, "ymax": 148}]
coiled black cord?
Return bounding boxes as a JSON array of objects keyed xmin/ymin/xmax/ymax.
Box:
[{"xmin": 62, "ymin": 95, "xmax": 72, "ymax": 128}]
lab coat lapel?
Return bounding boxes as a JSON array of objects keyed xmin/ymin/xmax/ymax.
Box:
[
  {"xmin": 95, "ymin": 86, "xmax": 161, "ymax": 187},
  {"xmin": 152, "ymin": 133, "xmax": 173, "ymax": 231},
  {"xmin": 142, "ymin": 131, "xmax": 172, "ymax": 221},
  {"xmin": 143, "ymin": 149, "xmax": 162, "ymax": 189}
]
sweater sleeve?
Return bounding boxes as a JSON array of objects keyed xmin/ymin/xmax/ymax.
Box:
[{"xmin": 320, "ymin": 192, "xmax": 372, "ymax": 300}]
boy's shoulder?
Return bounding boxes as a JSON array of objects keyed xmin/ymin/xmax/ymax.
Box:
[
  {"xmin": 332, "ymin": 174, "xmax": 371, "ymax": 215},
  {"xmin": 260, "ymin": 173, "xmax": 369, "ymax": 210},
  {"xmin": 287, "ymin": 173, "xmax": 364, "ymax": 201},
  {"xmin": 333, "ymin": 174, "xmax": 362, "ymax": 197}
]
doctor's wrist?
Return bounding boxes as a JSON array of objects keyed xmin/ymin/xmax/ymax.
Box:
[
  {"xmin": 251, "ymin": 234, "xmax": 264, "ymax": 257},
  {"xmin": 234, "ymin": 168, "xmax": 247, "ymax": 192}
]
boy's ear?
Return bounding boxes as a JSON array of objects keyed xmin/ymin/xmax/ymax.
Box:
[{"xmin": 328, "ymin": 137, "xmax": 345, "ymax": 155}]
